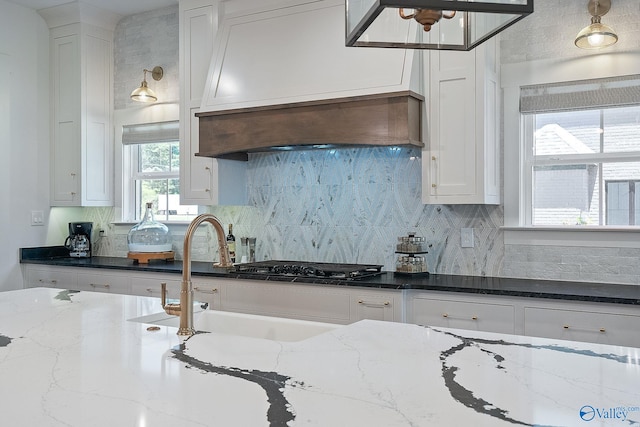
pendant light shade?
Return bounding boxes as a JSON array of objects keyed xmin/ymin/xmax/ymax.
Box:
[
  {"xmin": 130, "ymin": 66, "xmax": 164, "ymax": 103},
  {"xmin": 575, "ymin": 0, "xmax": 618, "ymax": 49},
  {"xmin": 345, "ymin": 0, "xmax": 534, "ymax": 51}
]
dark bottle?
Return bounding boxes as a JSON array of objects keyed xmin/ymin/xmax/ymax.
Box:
[{"xmin": 226, "ymin": 224, "xmax": 236, "ymax": 263}]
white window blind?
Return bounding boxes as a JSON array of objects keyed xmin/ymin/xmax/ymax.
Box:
[
  {"xmin": 520, "ymin": 74, "xmax": 640, "ymax": 114},
  {"xmin": 121, "ymin": 120, "xmax": 179, "ymax": 145}
]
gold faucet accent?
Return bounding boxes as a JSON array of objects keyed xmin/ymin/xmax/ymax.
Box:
[{"xmin": 161, "ymin": 213, "xmax": 233, "ymax": 338}]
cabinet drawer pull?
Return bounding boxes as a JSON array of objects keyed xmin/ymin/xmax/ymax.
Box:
[
  {"xmin": 90, "ymin": 283, "xmax": 110, "ymax": 289},
  {"xmin": 194, "ymin": 286, "xmax": 218, "ymax": 294},
  {"xmin": 38, "ymin": 279, "xmax": 58, "ymax": 284},
  {"xmin": 563, "ymin": 325, "xmax": 606, "ymax": 333},
  {"xmin": 358, "ymin": 300, "xmax": 390, "ymax": 307},
  {"xmin": 442, "ymin": 313, "xmax": 478, "ymax": 321}
]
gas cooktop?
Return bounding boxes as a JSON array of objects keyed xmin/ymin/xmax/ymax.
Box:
[{"xmin": 234, "ymin": 261, "xmax": 383, "ymax": 280}]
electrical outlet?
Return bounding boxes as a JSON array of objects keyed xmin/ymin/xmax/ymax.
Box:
[
  {"xmin": 461, "ymin": 228, "xmax": 474, "ymax": 248},
  {"xmin": 30, "ymin": 210, "xmax": 45, "ymax": 226}
]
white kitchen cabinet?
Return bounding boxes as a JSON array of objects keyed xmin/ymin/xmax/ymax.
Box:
[
  {"xmin": 76, "ymin": 269, "xmax": 131, "ymax": 294},
  {"xmin": 221, "ymin": 279, "xmax": 403, "ymax": 324},
  {"xmin": 129, "ymin": 272, "xmax": 222, "ymax": 309},
  {"xmin": 523, "ymin": 301, "xmax": 640, "ymax": 348},
  {"xmin": 192, "ymin": 278, "xmax": 223, "ymax": 310},
  {"xmin": 25, "ymin": 265, "xmax": 77, "ymax": 289},
  {"xmin": 48, "ymin": 22, "xmax": 114, "ymax": 206},
  {"xmin": 422, "ymin": 38, "xmax": 500, "ymax": 205},
  {"xmin": 350, "ymin": 289, "xmax": 401, "ymax": 323},
  {"xmin": 24, "ymin": 265, "xmax": 131, "ymax": 295},
  {"xmin": 221, "ymin": 279, "xmax": 353, "ymax": 324},
  {"xmin": 407, "ymin": 291, "xmax": 516, "ymax": 335},
  {"xmin": 179, "ymin": 0, "xmax": 246, "ymax": 205},
  {"xmin": 129, "ymin": 274, "xmax": 179, "ymax": 299}
]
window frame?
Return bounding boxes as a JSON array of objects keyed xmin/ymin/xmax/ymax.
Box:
[
  {"xmin": 502, "ymin": 56, "xmax": 640, "ymax": 248},
  {"xmin": 114, "ymin": 104, "xmax": 193, "ymax": 224},
  {"xmin": 523, "ymin": 109, "xmax": 640, "ymax": 227},
  {"xmin": 127, "ymin": 140, "xmax": 182, "ymax": 221}
]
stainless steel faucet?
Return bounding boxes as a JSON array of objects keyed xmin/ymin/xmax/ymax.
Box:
[{"xmin": 161, "ymin": 213, "xmax": 233, "ymax": 338}]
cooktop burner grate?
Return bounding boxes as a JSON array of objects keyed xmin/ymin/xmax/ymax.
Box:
[{"xmin": 234, "ymin": 260, "xmax": 383, "ymax": 279}]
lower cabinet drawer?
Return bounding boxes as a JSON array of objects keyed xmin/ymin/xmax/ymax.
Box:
[
  {"xmin": 76, "ymin": 272, "xmax": 131, "ymax": 294},
  {"xmin": 410, "ymin": 297, "xmax": 515, "ymax": 334},
  {"xmin": 524, "ymin": 307, "xmax": 640, "ymax": 347},
  {"xmin": 26, "ymin": 266, "xmax": 77, "ymax": 289},
  {"xmin": 350, "ymin": 292, "xmax": 397, "ymax": 322},
  {"xmin": 222, "ymin": 280, "xmax": 351, "ymax": 324},
  {"xmin": 130, "ymin": 277, "xmax": 181, "ymax": 299}
]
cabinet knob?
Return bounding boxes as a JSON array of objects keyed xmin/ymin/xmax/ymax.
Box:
[
  {"xmin": 432, "ymin": 184, "xmax": 437, "ymax": 188},
  {"xmin": 431, "ymin": 156, "xmax": 436, "ymax": 161}
]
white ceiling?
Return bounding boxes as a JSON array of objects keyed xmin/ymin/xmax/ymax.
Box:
[{"xmin": 8, "ymin": 0, "xmax": 178, "ymax": 16}]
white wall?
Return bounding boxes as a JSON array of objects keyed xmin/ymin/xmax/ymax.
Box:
[{"xmin": 0, "ymin": 1, "xmax": 51, "ymax": 290}]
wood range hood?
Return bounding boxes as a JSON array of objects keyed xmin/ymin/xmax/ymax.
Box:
[{"xmin": 195, "ymin": 91, "xmax": 424, "ymax": 161}]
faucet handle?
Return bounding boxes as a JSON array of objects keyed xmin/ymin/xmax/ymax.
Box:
[{"xmin": 160, "ymin": 282, "xmax": 181, "ymax": 316}]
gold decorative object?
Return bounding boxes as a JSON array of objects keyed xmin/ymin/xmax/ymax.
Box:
[{"xmin": 399, "ymin": 9, "xmax": 456, "ymax": 32}]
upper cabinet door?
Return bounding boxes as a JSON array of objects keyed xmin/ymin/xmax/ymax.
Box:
[
  {"xmin": 50, "ymin": 24, "xmax": 114, "ymax": 207},
  {"xmin": 179, "ymin": 0, "xmax": 247, "ymax": 206},
  {"xmin": 422, "ymin": 38, "xmax": 500, "ymax": 205}
]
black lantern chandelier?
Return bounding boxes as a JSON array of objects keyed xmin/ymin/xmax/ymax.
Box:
[{"xmin": 345, "ymin": 0, "xmax": 534, "ymax": 51}]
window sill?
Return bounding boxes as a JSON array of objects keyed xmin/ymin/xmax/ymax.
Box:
[{"xmin": 502, "ymin": 226, "xmax": 640, "ymax": 248}]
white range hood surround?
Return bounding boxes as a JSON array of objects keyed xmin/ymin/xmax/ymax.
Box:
[
  {"xmin": 200, "ymin": 0, "xmax": 423, "ymax": 112},
  {"xmin": 196, "ymin": 0, "xmax": 425, "ymax": 158}
]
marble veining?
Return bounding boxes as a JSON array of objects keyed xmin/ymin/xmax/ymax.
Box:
[
  {"xmin": 0, "ymin": 334, "xmax": 11, "ymax": 347},
  {"xmin": 172, "ymin": 343, "xmax": 297, "ymax": 426},
  {"xmin": 1, "ymin": 288, "xmax": 640, "ymax": 426},
  {"xmin": 437, "ymin": 328, "xmax": 640, "ymax": 426}
]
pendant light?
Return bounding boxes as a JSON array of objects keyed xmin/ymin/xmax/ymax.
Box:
[
  {"xmin": 575, "ymin": 0, "xmax": 617, "ymax": 49},
  {"xmin": 345, "ymin": 0, "xmax": 534, "ymax": 51},
  {"xmin": 130, "ymin": 66, "xmax": 164, "ymax": 103}
]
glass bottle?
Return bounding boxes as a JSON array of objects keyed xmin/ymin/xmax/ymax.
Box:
[
  {"xmin": 226, "ymin": 224, "xmax": 236, "ymax": 263},
  {"xmin": 127, "ymin": 202, "xmax": 173, "ymax": 252}
]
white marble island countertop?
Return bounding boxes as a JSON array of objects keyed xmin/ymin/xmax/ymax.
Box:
[{"xmin": 1, "ymin": 288, "xmax": 639, "ymax": 426}]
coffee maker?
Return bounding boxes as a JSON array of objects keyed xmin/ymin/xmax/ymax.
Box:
[{"xmin": 64, "ymin": 222, "xmax": 93, "ymax": 257}]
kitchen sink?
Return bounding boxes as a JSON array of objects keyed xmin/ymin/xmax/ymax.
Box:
[{"xmin": 128, "ymin": 309, "xmax": 340, "ymax": 342}]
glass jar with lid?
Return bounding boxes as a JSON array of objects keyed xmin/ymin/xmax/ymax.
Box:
[{"xmin": 127, "ymin": 202, "xmax": 173, "ymax": 252}]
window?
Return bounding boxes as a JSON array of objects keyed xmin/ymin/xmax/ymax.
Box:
[
  {"xmin": 520, "ymin": 75, "xmax": 640, "ymax": 227},
  {"xmin": 606, "ymin": 180, "xmax": 640, "ymax": 225},
  {"xmin": 122, "ymin": 121, "xmax": 197, "ymax": 221}
]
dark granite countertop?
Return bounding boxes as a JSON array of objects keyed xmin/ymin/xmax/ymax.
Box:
[{"xmin": 20, "ymin": 246, "xmax": 640, "ymax": 305}]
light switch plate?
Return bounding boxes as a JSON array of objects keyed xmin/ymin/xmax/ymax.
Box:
[
  {"xmin": 31, "ymin": 210, "xmax": 45, "ymax": 226},
  {"xmin": 461, "ymin": 228, "xmax": 474, "ymax": 248}
]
